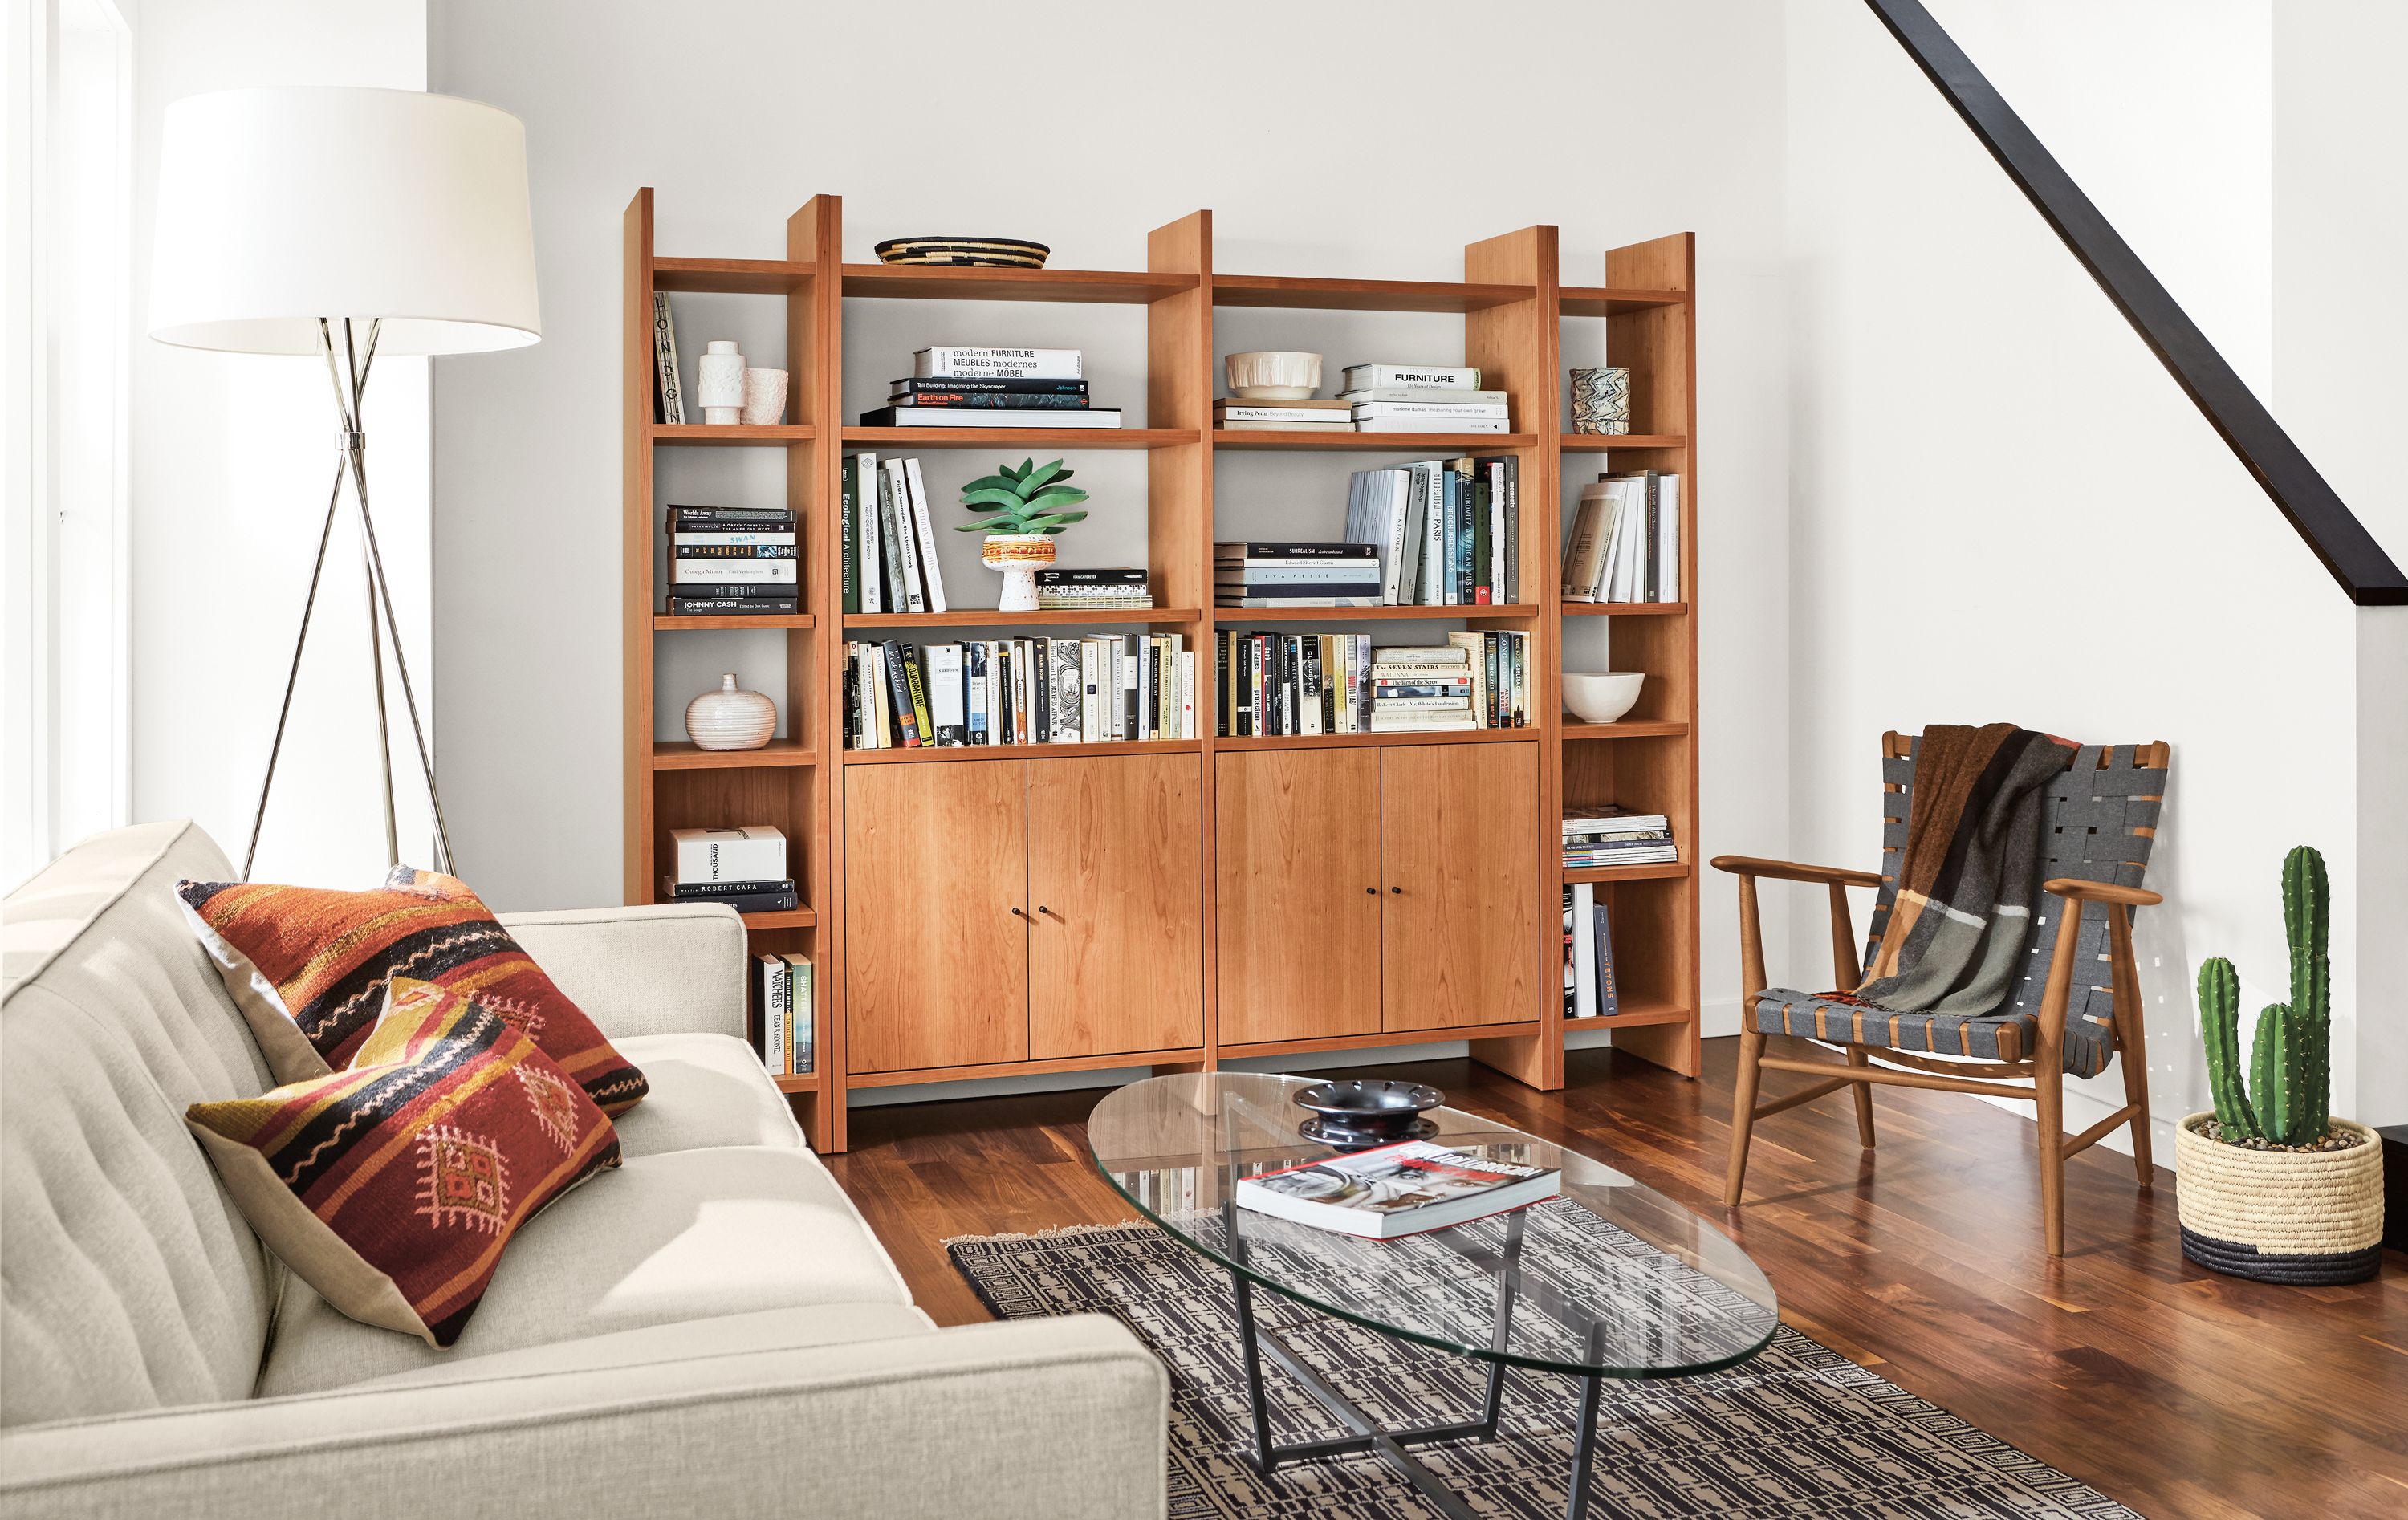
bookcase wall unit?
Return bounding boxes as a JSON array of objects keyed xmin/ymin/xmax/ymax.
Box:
[{"xmin": 625, "ymin": 189, "xmax": 1699, "ymax": 1152}]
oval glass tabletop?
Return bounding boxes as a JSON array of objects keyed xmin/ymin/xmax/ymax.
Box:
[{"xmin": 1088, "ymin": 1073, "xmax": 1778, "ymax": 1379}]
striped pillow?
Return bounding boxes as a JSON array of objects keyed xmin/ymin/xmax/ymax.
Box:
[
  {"xmin": 185, "ymin": 978, "xmax": 620, "ymax": 1347},
  {"xmin": 177, "ymin": 865, "xmax": 648, "ymax": 1115}
]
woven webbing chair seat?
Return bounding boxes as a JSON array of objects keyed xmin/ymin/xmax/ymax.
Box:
[{"xmin": 1750, "ymin": 989, "xmax": 2114, "ymax": 1078}]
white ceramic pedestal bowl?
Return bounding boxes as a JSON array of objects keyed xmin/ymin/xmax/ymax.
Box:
[
  {"xmin": 1562, "ymin": 671, "xmax": 1644, "ymax": 724},
  {"xmin": 1225, "ymin": 350, "xmax": 1323, "ymax": 400}
]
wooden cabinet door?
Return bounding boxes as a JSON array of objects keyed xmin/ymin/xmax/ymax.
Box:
[
  {"xmin": 1026, "ymin": 754, "xmax": 1203, "ymax": 1059},
  {"xmin": 1379, "ymin": 742, "xmax": 1540, "ymax": 1032},
  {"xmin": 1214, "ymin": 748, "xmax": 1383, "ymax": 1046},
  {"xmin": 845, "ymin": 760, "xmax": 1027, "ymax": 1073}
]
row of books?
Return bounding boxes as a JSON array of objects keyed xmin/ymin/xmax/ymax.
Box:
[
  {"xmin": 1216, "ymin": 631, "xmax": 1530, "ymax": 737},
  {"xmin": 1344, "ymin": 455, "xmax": 1521, "ymax": 605},
  {"xmin": 1564, "ymin": 805, "xmax": 1677, "ymax": 867},
  {"xmin": 1564, "ymin": 884, "xmax": 1619, "ymax": 1019},
  {"xmin": 840, "ymin": 453, "xmax": 949, "ymax": 614},
  {"xmin": 861, "ymin": 348, "xmax": 1123, "ymax": 429},
  {"xmin": 1215, "ymin": 364, "xmax": 1511, "ymax": 436},
  {"xmin": 750, "ymin": 952, "xmax": 816, "ymax": 1078},
  {"xmin": 847, "ymin": 635, "xmax": 1198, "ymax": 749},
  {"xmin": 1562, "ymin": 471, "xmax": 1682, "ymax": 604},
  {"xmin": 665, "ymin": 505, "xmax": 799, "ymax": 615}
]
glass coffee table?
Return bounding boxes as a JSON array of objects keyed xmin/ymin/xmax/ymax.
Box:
[{"xmin": 1088, "ymin": 1073, "xmax": 1779, "ymax": 1520}]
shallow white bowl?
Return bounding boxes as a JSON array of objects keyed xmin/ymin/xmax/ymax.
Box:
[
  {"xmin": 1225, "ymin": 350, "xmax": 1323, "ymax": 400},
  {"xmin": 1562, "ymin": 671, "xmax": 1643, "ymax": 724}
]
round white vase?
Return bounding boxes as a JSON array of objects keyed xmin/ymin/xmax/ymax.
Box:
[
  {"xmin": 685, "ymin": 673, "xmax": 776, "ymax": 750},
  {"xmin": 982, "ymin": 534, "xmax": 1056, "ymax": 612},
  {"xmin": 695, "ymin": 340, "xmax": 746, "ymax": 425}
]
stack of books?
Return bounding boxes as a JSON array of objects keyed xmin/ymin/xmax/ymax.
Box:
[
  {"xmin": 847, "ymin": 635, "xmax": 1194, "ymax": 749},
  {"xmin": 1235, "ymin": 1140, "xmax": 1560, "ymax": 1238},
  {"xmin": 1563, "ymin": 805, "xmax": 1677, "ymax": 868},
  {"xmin": 1214, "ymin": 632, "xmax": 1528, "ymax": 736},
  {"xmin": 665, "ymin": 826, "xmax": 797, "ymax": 914},
  {"xmin": 1343, "ymin": 456, "xmax": 1519, "ymax": 604},
  {"xmin": 860, "ymin": 349, "xmax": 1121, "ymax": 429},
  {"xmin": 1340, "ymin": 364, "xmax": 1510, "ymax": 434},
  {"xmin": 1561, "ymin": 470, "xmax": 1682, "ymax": 604},
  {"xmin": 841, "ymin": 453, "xmax": 950, "ymax": 614},
  {"xmin": 1214, "ymin": 397, "xmax": 1352, "ymax": 433},
  {"xmin": 1214, "ymin": 542, "xmax": 1379, "ymax": 608},
  {"xmin": 666, "ymin": 504, "xmax": 798, "ymax": 616},
  {"xmin": 1563, "ymin": 883, "xmax": 1619, "ymax": 1020},
  {"xmin": 1035, "ymin": 567, "xmax": 1153, "ymax": 611},
  {"xmin": 750, "ymin": 952, "xmax": 815, "ymax": 1078}
]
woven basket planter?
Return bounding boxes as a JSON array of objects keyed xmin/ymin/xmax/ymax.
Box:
[{"xmin": 2174, "ymin": 1112, "xmax": 2383, "ymax": 1284}]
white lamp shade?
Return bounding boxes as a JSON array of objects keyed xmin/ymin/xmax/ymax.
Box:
[{"xmin": 149, "ymin": 87, "xmax": 540, "ymax": 356}]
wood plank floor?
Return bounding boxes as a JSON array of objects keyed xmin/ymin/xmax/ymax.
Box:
[{"xmin": 824, "ymin": 1038, "xmax": 2408, "ymax": 1519}]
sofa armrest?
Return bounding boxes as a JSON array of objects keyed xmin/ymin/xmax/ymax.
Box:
[
  {"xmin": 499, "ymin": 902, "xmax": 748, "ymax": 1042},
  {"xmin": 0, "ymin": 1315, "xmax": 1167, "ymax": 1520}
]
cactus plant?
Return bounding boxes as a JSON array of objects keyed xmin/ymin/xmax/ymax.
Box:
[
  {"xmin": 2194, "ymin": 844, "xmax": 2333, "ymax": 1148},
  {"xmin": 954, "ymin": 458, "xmax": 1090, "ymax": 536}
]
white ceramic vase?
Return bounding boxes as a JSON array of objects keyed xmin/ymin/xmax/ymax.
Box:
[
  {"xmin": 695, "ymin": 340, "xmax": 746, "ymax": 425},
  {"xmin": 740, "ymin": 368, "xmax": 788, "ymax": 425},
  {"xmin": 685, "ymin": 673, "xmax": 776, "ymax": 750},
  {"xmin": 982, "ymin": 533, "xmax": 1056, "ymax": 612}
]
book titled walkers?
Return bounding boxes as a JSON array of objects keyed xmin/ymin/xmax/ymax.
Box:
[{"xmin": 1235, "ymin": 1140, "xmax": 1560, "ymax": 1239}]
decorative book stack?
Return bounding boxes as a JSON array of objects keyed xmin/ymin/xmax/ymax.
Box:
[
  {"xmin": 1342, "ymin": 456, "xmax": 1519, "ymax": 605},
  {"xmin": 860, "ymin": 348, "xmax": 1121, "ymax": 429},
  {"xmin": 1214, "ymin": 542, "xmax": 1379, "ymax": 608},
  {"xmin": 666, "ymin": 825, "xmax": 796, "ymax": 912},
  {"xmin": 1214, "ymin": 396, "xmax": 1352, "ymax": 433},
  {"xmin": 1562, "ymin": 805, "xmax": 1677, "ymax": 867},
  {"xmin": 1035, "ymin": 567, "xmax": 1152, "ymax": 611},
  {"xmin": 667, "ymin": 505, "xmax": 798, "ymax": 615},
  {"xmin": 1340, "ymin": 364, "xmax": 1510, "ymax": 433}
]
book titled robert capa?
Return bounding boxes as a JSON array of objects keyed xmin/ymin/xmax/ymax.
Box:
[{"xmin": 1235, "ymin": 1140, "xmax": 1560, "ymax": 1239}]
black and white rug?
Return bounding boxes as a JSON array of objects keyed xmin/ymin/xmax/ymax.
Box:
[{"xmin": 948, "ymin": 1209, "xmax": 2142, "ymax": 1519}]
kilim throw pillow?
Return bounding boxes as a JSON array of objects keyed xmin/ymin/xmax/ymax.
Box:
[
  {"xmin": 177, "ymin": 865, "xmax": 649, "ymax": 1115},
  {"xmin": 185, "ymin": 978, "xmax": 621, "ymax": 1346}
]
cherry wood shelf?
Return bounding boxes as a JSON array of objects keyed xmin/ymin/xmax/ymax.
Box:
[
  {"xmin": 840, "ymin": 263, "xmax": 1195, "ymax": 304},
  {"xmin": 1212, "ymin": 429, "xmax": 1536, "ymax": 451},
  {"xmin": 653, "ymin": 612, "xmax": 815, "ymax": 630},
  {"xmin": 652, "ymin": 739, "xmax": 817, "ymax": 770},
  {"xmin": 654, "ymin": 256, "xmax": 814, "ymax": 294},
  {"xmin": 1212, "ymin": 273, "xmax": 1536, "ymax": 313},
  {"xmin": 629, "ymin": 187, "xmax": 1702, "ymax": 1149},
  {"xmin": 841, "ymin": 425, "xmax": 1194, "ymax": 450},
  {"xmin": 845, "ymin": 608, "xmax": 1202, "ymax": 629}
]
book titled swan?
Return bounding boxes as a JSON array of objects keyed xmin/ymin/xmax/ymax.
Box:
[{"xmin": 1236, "ymin": 1140, "xmax": 1560, "ymax": 1239}]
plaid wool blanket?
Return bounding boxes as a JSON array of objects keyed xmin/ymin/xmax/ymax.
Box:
[{"xmin": 1855, "ymin": 724, "xmax": 2075, "ymax": 1015}]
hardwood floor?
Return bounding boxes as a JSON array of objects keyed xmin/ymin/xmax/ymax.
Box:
[{"xmin": 825, "ymin": 1038, "xmax": 2408, "ymax": 1519}]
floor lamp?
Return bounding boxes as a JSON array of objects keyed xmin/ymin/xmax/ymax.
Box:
[{"xmin": 148, "ymin": 87, "xmax": 540, "ymax": 879}]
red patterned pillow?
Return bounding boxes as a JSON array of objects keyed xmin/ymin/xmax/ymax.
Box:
[
  {"xmin": 185, "ymin": 978, "xmax": 620, "ymax": 1346},
  {"xmin": 177, "ymin": 865, "xmax": 648, "ymax": 1115}
]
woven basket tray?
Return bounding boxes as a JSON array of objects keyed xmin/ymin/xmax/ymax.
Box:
[{"xmin": 2174, "ymin": 1112, "xmax": 2383, "ymax": 1284}]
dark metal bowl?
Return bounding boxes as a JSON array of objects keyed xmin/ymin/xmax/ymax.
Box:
[{"xmin": 1294, "ymin": 1079, "xmax": 1446, "ymax": 1150}]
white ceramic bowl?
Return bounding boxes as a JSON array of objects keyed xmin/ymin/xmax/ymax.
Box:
[
  {"xmin": 1562, "ymin": 671, "xmax": 1644, "ymax": 724},
  {"xmin": 1225, "ymin": 350, "xmax": 1323, "ymax": 400}
]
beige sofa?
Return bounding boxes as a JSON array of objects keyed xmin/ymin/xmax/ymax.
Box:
[{"xmin": 0, "ymin": 821, "xmax": 1166, "ymax": 1518}]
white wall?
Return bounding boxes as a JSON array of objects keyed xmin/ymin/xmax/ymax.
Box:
[
  {"xmin": 128, "ymin": 0, "xmax": 434, "ymax": 885},
  {"xmin": 428, "ymin": 0, "xmax": 1797, "ymax": 1036},
  {"xmin": 1784, "ymin": 0, "xmax": 2365, "ymax": 1154}
]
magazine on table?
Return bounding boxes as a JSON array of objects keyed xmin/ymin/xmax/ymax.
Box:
[{"xmin": 1235, "ymin": 1140, "xmax": 1560, "ymax": 1239}]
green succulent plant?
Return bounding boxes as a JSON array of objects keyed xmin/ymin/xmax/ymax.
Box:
[{"xmin": 955, "ymin": 457, "xmax": 1090, "ymax": 536}]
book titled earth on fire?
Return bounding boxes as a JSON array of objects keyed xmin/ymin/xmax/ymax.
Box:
[{"xmin": 1235, "ymin": 1140, "xmax": 1560, "ymax": 1239}]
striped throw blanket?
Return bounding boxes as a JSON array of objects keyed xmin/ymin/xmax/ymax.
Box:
[{"xmin": 1855, "ymin": 724, "xmax": 2075, "ymax": 1015}]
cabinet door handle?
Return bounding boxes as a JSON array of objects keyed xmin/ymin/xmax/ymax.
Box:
[
  {"xmin": 1390, "ymin": 885, "xmax": 1403, "ymax": 894},
  {"xmin": 1365, "ymin": 886, "xmax": 1377, "ymax": 896},
  {"xmin": 1036, "ymin": 904, "xmax": 1051, "ymax": 916},
  {"xmin": 1010, "ymin": 906, "xmax": 1026, "ymax": 917}
]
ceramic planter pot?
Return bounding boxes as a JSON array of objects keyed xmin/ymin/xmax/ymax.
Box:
[
  {"xmin": 2174, "ymin": 1112, "xmax": 2383, "ymax": 1284},
  {"xmin": 982, "ymin": 533, "xmax": 1056, "ymax": 612},
  {"xmin": 685, "ymin": 673, "xmax": 776, "ymax": 750}
]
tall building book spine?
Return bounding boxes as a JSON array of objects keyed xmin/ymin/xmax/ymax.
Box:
[
  {"xmin": 652, "ymin": 293, "xmax": 685, "ymax": 424},
  {"xmin": 889, "ymin": 376, "xmax": 1089, "ymax": 397}
]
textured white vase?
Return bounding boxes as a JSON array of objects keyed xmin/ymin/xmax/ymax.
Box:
[
  {"xmin": 740, "ymin": 367, "xmax": 788, "ymax": 425},
  {"xmin": 685, "ymin": 673, "xmax": 775, "ymax": 750},
  {"xmin": 695, "ymin": 340, "xmax": 746, "ymax": 425}
]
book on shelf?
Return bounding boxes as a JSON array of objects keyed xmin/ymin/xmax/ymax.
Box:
[
  {"xmin": 671, "ymin": 583, "xmax": 800, "ymax": 601},
  {"xmin": 1339, "ymin": 457, "xmax": 1519, "ymax": 605},
  {"xmin": 665, "ymin": 877, "xmax": 799, "ymax": 914},
  {"xmin": 859, "ymin": 404, "xmax": 1123, "ymax": 429},
  {"xmin": 1214, "ymin": 398, "xmax": 1353, "ymax": 431},
  {"xmin": 1564, "ymin": 805, "xmax": 1678, "ymax": 866},
  {"xmin": 845, "ymin": 634, "xmax": 1195, "ymax": 750},
  {"xmin": 1035, "ymin": 567, "xmax": 1153, "ymax": 610},
  {"xmin": 844, "ymin": 453, "xmax": 954, "ymax": 615},
  {"xmin": 914, "ymin": 347, "xmax": 1084, "ymax": 380},
  {"xmin": 651, "ymin": 293, "xmax": 685, "ymax": 425},
  {"xmin": 667, "ymin": 504, "xmax": 793, "ymax": 526},
  {"xmin": 669, "ymin": 825, "xmax": 786, "ymax": 884},
  {"xmin": 1339, "ymin": 387, "xmax": 1508, "ymax": 406},
  {"xmin": 1563, "ymin": 884, "xmax": 1620, "ymax": 1018},
  {"xmin": 673, "ymin": 559, "xmax": 795, "ymax": 583},
  {"xmin": 890, "ymin": 376, "xmax": 1089, "ymax": 400},
  {"xmin": 1348, "ymin": 401, "xmax": 1509, "ymax": 422},
  {"xmin": 1355, "ymin": 416, "xmax": 1509, "ymax": 434},
  {"xmin": 1340, "ymin": 363, "xmax": 1479, "ymax": 391},
  {"xmin": 1234, "ymin": 1139, "xmax": 1559, "ymax": 1239},
  {"xmin": 1214, "ymin": 542, "xmax": 1381, "ymax": 608},
  {"xmin": 750, "ymin": 953, "xmax": 816, "ymax": 1078},
  {"xmin": 666, "ymin": 596, "xmax": 800, "ymax": 616},
  {"xmin": 671, "ymin": 541, "xmax": 796, "ymax": 559},
  {"xmin": 1561, "ymin": 471, "xmax": 1682, "ymax": 604}
]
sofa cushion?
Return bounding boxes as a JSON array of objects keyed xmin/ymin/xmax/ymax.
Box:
[
  {"xmin": 185, "ymin": 981, "xmax": 622, "ymax": 1348},
  {"xmin": 609, "ymin": 1032, "xmax": 807, "ymax": 1158},
  {"xmin": 345, "ymin": 1303, "xmax": 935, "ymax": 1392},
  {"xmin": 176, "ymin": 866, "xmax": 649, "ymax": 1114},
  {"xmin": 1, "ymin": 821, "xmax": 279, "ymax": 1426},
  {"xmin": 254, "ymin": 1145, "xmax": 913, "ymax": 1396}
]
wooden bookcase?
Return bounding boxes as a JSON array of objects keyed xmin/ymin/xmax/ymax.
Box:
[{"xmin": 624, "ymin": 189, "xmax": 1699, "ymax": 1152}]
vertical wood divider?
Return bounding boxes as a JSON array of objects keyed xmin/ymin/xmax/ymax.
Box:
[
  {"xmin": 793, "ymin": 194, "xmax": 844, "ymax": 1149},
  {"xmin": 621, "ymin": 190, "xmax": 657, "ymax": 908}
]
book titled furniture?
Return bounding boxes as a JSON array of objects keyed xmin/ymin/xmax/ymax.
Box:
[{"xmin": 624, "ymin": 191, "xmax": 1702, "ymax": 1150}]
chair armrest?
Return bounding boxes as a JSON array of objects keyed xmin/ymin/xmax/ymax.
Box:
[
  {"xmin": 0, "ymin": 1315, "xmax": 1168, "ymax": 1520},
  {"xmin": 1710, "ymin": 855, "xmax": 1884, "ymax": 889},
  {"xmin": 2042, "ymin": 877, "xmax": 2163, "ymax": 908},
  {"xmin": 498, "ymin": 901, "xmax": 748, "ymax": 1041}
]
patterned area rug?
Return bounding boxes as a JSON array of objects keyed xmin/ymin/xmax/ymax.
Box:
[{"xmin": 948, "ymin": 1208, "xmax": 2142, "ymax": 1519}]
